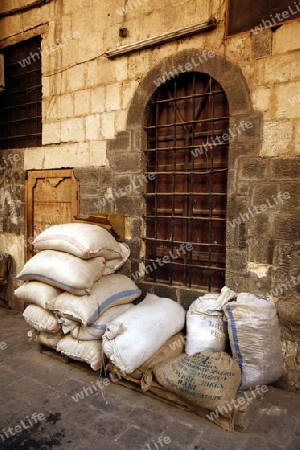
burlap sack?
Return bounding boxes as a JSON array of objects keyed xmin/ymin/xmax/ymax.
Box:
[{"xmin": 153, "ymin": 351, "xmax": 241, "ymax": 417}]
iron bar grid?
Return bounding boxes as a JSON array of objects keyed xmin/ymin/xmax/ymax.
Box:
[
  {"xmin": 0, "ymin": 36, "xmax": 42, "ymax": 150},
  {"xmin": 144, "ymin": 72, "xmax": 229, "ymax": 290}
]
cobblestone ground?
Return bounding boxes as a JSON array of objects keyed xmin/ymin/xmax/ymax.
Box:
[{"xmin": 0, "ymin": 310, "xmax": 299, "ymax": 450}]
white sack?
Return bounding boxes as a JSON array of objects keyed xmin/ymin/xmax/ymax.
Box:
[
  {"xmin": 23, "ymin": 304, "xmax": 60, "ymax": 333},
  {"xmin": 102, "ymin": 293, "xmax": 186, "ymax": 374},
  {"xmin": 32, "ymin": 223, "xmax": 130, "ymax": 271},
  {"xmin": 58, "ymin": 317, "xmax": 78, "ymax": 334},
  {"xmin": 71, "ymin": 304, "xmax": 135, "ymax": 340},
  {"xmin": 185, "ymin": 286, "xmax": 236, "ymax": 355},
  {"xmin": 224, "ymin": 293, "xmax": 284, "ymax": 390},
  {"xmin": 57, "ymin": 335, "xmax": 103, "ymax": 371},
  {"xmin": 14, "ymin": 281, "xmax": 63, "ymax": 309},
  {"xmin": 48, "ymin": 274, "xmax": 141, "ymax": 326},
  {"xmin": 16, "ymin": 250, "xmax": 106, "ymax": 295}
]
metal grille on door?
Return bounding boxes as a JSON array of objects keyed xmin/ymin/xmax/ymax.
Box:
[{"xmin": 144, "ymin": 72, "xmax": 229, "ymax": 291}]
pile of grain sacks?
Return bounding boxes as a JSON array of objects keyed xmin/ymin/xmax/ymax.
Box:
[
  {"xmin": 184, "ymin": 287, "xmax": 284, "ymax": 390},
  {"xmin": 15, "ymin": 223, "xmax": 141, "ymax": 370},
  {"xmin": 103, "ymin": 287, "xmax": 284, "ymax": 431}
]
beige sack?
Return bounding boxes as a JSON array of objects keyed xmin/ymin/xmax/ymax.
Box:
[
  {"xmin": 57, "ymin": 335, "xmax": 104, "ymax": 371},
  {"xmin": 15, "ymin": 281, "xmax": 63, "ymax": 309},
  {"xmin": 32, "ymin": 223, "xmax": 130, "ymax": 272},
  {"xmin": 153, "ymin": 351, "xmax": 241, "ymax": 418},
  {"xmin": 36, "ymin": 331, "xmax": 63, "ymax": 350},
  {"xmin": 48, "ymin": 274, "xmax": 141, "ymax": 326},
  {"xmin": 71, "ymin": 304, "xmax": 135, "ymax": 340},
  {"xmin": 16, "ymin": 250, "xmax": 106, "ymax": 295},
  {"xmin": 23, "ymin": 304, "xmax": 60, "ymax": 333}
]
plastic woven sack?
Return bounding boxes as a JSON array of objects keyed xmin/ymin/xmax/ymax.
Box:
[
  {"xmin": 102, "ymin": 294, "xmax": 186, "ymax": 374},
  {"xmin": 224, "ymin": 293, "xmax": 283, "ymax": 390},
  {"xmin": 185, "ymin": 286, "xmax": 236, "ymax": 355}
]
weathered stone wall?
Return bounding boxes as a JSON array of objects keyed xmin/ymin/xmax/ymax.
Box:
[{"xmin": 0, "ymin": 0, "xmax": 299, "ymax": 391}]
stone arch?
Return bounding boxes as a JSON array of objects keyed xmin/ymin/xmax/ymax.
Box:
[{"xmin": 127, "ymin": 48, "xmax": 254, "ymax": 131}]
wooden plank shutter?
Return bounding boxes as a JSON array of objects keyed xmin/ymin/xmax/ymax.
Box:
[{"xmin": 25, "ymin": 169, "xmax": 79, "ymax": 261}]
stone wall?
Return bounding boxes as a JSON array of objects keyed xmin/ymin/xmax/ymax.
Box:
[{"xmin": 0, "ymin": 0, "xmax": 299, "ymax": 392}]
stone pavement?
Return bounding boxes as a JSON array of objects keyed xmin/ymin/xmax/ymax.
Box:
[{"xmin": 0, "ymin": 309, "xmax": 299, "ymax": 450}]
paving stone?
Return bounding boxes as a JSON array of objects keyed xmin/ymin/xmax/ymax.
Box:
[
  {"xmin": 4, "ymin": 395, "xmax": 40, "ymax": 415},
  {"xmin": 43, "ymin": 392, "xmax": 75, "ymax": 416},
  {"xmin": 93, "ymin": 413, "xmax": 128, "ymax": 438},
  {"xmin": 33, "ymin": 369, "xmax": 70, "ymax": 387},
  {"xmin": 162, "ymin": 405, "xmax": 211, "ymax": 431},
  {"xmin": 157, "ymin": 442, "xmax": 183, "ymax": 450},
  {"xmin": 76, "ymin": 435, "xmax": 125, "ymax": 450},
  {"xmin": 1, "ymin": 385, "xmax": 21, "ymax": 404},
  {"xmin": 64, "ymin": 403, "xmax": 104, "ymax": 430},
  {"xmin": 246, "ymin": 403, "xmax": 299, "ymax": 440},
  {"xmin": 144, "ymin": 435, "xmax": 185, "ymax": 450},
  {"xmin": 266, "ymin": 387, "xmax": 300, "ymax": 415},
  {"xmin": 0, "ymin": 368, "xmax": 24, "ymax": 385},
  {"xmin": 0, "ymin": 417, "xmax": 94, "ymax": 449},
  {"xmin": 198, "ymin": 424, "xmax": 249, "ymax": 450},
  {"xmin": 243, "ymin": 436, "xmax": 286, "ymax": 450},
  {"xmin": 67, "ymin": 365, "xmax": 94, "ymax": 381},
  {"xmin": 86, "ymin": 388, "xmax": 136, "ymax": 415},
  {"xmin": 5, "ymin": 376, "xmax": 42, "ymax": 394},
  {"xmin": 20, "ymin": 381, "xmax": 61, "ymax": 406},
  {"xmin": 287, "ymin": 436, "xmax": 300, "ymax": 450},
  {"xmin": 162, "ymin": 421, "xmax": 201, "ymax": 449},
  {"xmin": 1, "ymin": 342, "xmax": 32, "ymax": 357},
  {"xmin": 54, "ymin": 378, "xmax": 86, "ymax": 396},
  {"xmin": 116, "ymin": 425, "xmax": 153, "ymax": 450},
  {"xmin": 0, "ymin": 419, "xmax": 49, "ymax": 450},
  {"xmin": 126, "ymin": 406, "xmax": 171, "ymax": 434}
]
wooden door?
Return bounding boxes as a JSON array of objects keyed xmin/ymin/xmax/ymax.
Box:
[
  {"xmin": 144, "ymin": 73, "xmax": 229, "ymax": 290},
  {"xmin": 25, "ymin": 169, "xmax": 79, "ymax": 261}
]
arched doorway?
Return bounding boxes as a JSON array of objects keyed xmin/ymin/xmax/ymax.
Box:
[{"xmin": 143, "ymin": 72, "xmax": 229, "ymax": 291}]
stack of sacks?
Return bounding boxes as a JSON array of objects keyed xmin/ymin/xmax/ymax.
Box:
[
  {"xmin": 16, "ymin": 223, "xmax": 141, "ymax": 370},
  {"xmin": 49, "ymin": 274, "xmax": 141, "ymax": 370}
]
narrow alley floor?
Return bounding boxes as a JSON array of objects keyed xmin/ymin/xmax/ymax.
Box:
[{"xmin": 0, "ymin": 309, "xmax": 299, "ymax": 450}]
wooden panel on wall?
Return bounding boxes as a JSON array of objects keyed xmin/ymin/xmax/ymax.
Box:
[
  {"xmin": 25, "ymin": 169, "xmax": 79, "ymax": 261},
  {"xmin": 227, "ymin": 0, "xmax": 300, "ymax": 36}
]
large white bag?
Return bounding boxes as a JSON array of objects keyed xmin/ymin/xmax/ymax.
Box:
[
  {"xmin": 32, "ymin": 223, "xmax": 130, "ymax": 270},
  {"xmin": 16, "ymin": 250, "xmax": 106, "ymax": 295},
  {"xmin": 102, "ymin": 293, "xmax": 186, "ymax": 374},
  {"xmin": 48, "ymin": 274, "xmax": 141, "ymax": 325},
  {"xmin": 224, "ymin": 293, "xmax": 283, "ymax": 390},
  {"xmin": 71, "ymin": 304, "xmax": 135, "ymax": 340},
  {"xmin": 57, "ymin": 335, "xmax": 103, "ymax": 371},
  {"xmin": 185, "ymin": 286, "xmax": 236, "ymax": 355},
  {"xmin": 14, "ymin": 281, "xmax": 63, "ymax": 309},
  {"xmin": 23, "ymin": 304, "xmax": 60, "ymax": 333}
]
